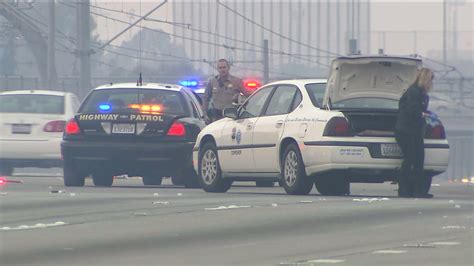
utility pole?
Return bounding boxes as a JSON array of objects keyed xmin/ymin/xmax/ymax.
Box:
[
  {"xmin": 443, "ymin": 0, "xmax": 447, "ymax": 64},
  {"xmin": 77, "ymin": 0, "xmax": 91, "ymax": 97},
  {"xmin": 263, "ymin": 39, "xmax": 269, "ymax": 84},
  {"xmin": 47, "ymin": 0, "xmax": 57, "ymax": 90}
]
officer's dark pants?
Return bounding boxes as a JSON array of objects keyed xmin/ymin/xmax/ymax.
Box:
[
  {"xmin": 207, "ymin": 108, "xmax": 223, "ymax": 122},
  {"xmin": 395, "ymin": 130, "xmax": 425, "ymax": 196}
]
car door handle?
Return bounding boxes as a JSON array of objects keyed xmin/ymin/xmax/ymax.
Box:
[
  {"xmin": 246, "ymin": 123, "xmax": 253, "ymax": 130},
  {"xmin": 275, "ymin": 120, "xmax": 284, "ymax": 127}
]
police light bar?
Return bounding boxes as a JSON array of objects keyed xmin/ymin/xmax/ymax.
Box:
[
  {"xmin": 243, "ymin": 80, "xmax": 261, "ymax": 90},
  {"xmin": 179, "ymin": 80, "xmax": 199, "ymax": 88}
]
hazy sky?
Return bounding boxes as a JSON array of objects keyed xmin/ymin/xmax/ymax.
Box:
[{"xmin": 91, "ymin": 1, "xmax": 473, "ymax": 57}]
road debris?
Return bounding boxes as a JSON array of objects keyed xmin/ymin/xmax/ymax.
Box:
[{"xmin": 152, "ymin": 201, "xmax": 169, "ymax": 205}]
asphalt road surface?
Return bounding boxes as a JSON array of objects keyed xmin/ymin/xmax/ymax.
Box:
[{"xmin": 1, "ymin": 172, "xmax": 473, "ymax": 266}]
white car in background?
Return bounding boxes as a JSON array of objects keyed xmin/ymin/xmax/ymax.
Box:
[
  {"xmin": 0, "ymin": 90, "xmax": 80, "ymax": 176},
  {"xmin": 193, "ymin": 56, "xmax": 450, "ymax": 196}
]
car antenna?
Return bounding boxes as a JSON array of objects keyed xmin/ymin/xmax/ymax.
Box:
[{"xmin": 137, "ymin": 72, "xmax": 142, "ymax": 86}]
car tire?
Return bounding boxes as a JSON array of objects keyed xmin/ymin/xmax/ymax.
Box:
[
  {"xmin": 142, "ymin": 175, "xmax": 163, "ymax": 186},
  {"xmin": 0, "ymin": 165, "xmax": 13, "ymax": 176},
  {"xmin": 63, "ymin": 161, "xmax": 85, "ymax": 187},
  {"xmin": 92, "ymin": 170, "xmax": 114, "ymax": 187},
  {"xmin": 198, "ymin": 142, "xmax": 232, "ymax": 193},
  {"xmin": 314, "ymin": 175, "xmax": 350, "ymax": 196},
  {"xmin": 281, "ymin": 143, "xmax": 313, "ymax": 195},
  {"xmin": 418, "ymin": 173, "xmax": 433, "ymax": 195},
  {"xmin": 174, "ymin": 167, "xmax": 201, "ymax": 188},
  {"xmin": 255, "ymin": 181, "xmax": 275, "ymax": 187},
  {"xmin": 171, "ymin": 176, "xmax": 184, "ymax": 186}
]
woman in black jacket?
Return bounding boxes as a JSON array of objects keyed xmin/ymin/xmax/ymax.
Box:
[{"xmin": 395, "ymin": 68, "xmax": 434, "ymax": 198}]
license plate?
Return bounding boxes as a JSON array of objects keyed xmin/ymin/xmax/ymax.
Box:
[
  {"xmin": 112, "ymin": 123, "xmax": 135, "ymax": 134},
  {"xmin": 381, "ymin": 143, "xmax": 403, "ymax": 157},
  {"xmin": 12, "ymin": 124, "xmax": 31, "ymax": 134}
]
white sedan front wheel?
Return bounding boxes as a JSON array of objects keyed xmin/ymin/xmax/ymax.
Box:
[{"xmin": 198, "ymin": 142, "xmax": 232, "ymax": 193}]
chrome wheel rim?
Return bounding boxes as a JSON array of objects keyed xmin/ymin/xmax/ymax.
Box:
[
  {"xmin": 284, "ymin": 151, "xmax": 298, "ymax": 187},
  {"xmin": 201, "ymin": 149, "xmax": 218, "ymax": 185}
]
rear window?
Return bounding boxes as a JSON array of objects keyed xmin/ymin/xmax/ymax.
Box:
[
  {"xmin": 305, "ymin": 83, "xmax": 326, "ymax": 107},
  {"xmin": 80, "ymin": 88, "xmax": 189, "ymax": 116},
  {"xmin": 0, "ymin": 94, "xmax": 64, "ymax": 114}
]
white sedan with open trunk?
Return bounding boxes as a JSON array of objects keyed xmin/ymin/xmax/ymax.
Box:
[{"xmin": 193, "ymin": 56, "xmax": 450, "ymax": 195}]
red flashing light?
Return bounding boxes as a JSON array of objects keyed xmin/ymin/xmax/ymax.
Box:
[
  {"xmin": 167, "ymin": 121, "xmax": 186, "ymax": 136},
  {"xmin": 65, "ymin": 119, "xmax": 81, "ymax": 135},
  {"xmin": 244, "ymin": 80, "xmax": 261, "ymax": 90},
  {"xmin": 43, "ymin": 120, "xmax": 66, "ymax": 132},
  {"xmin": 0, "ymin": 177, "xmax": 6, "ymax": 186}
]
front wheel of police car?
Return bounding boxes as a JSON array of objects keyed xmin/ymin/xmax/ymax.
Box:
[
  {"xmin": 198, "ymin": 142, "xmax": 232, "ymax": 193},
  {"xmin": 280, "ymin": 143, "xmax": 313, "ymax": 195}
]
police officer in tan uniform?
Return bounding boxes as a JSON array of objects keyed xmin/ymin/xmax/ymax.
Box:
[{"xmin": 203, "ymin": 59, "xmax": 251, "ymax": 122}]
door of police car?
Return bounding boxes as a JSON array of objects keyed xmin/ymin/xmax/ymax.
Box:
[
  {"xmin": 252, "ymin": 85, "xmax": 301, "ymax": 172},
  {"xmin": 217, "ymin": 86, "xmax": 274, "ymax": 173}
]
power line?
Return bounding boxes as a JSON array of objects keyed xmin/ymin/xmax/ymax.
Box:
[
  {"xmin": 71, "ymin": 1, "xmax": 326, "ymax": 65},
  {"xmin": 90, "ymin": 2, "xmax": 327, "ymax": 64},
  {"xmin": 217, "ymin": 1, "xmax": 338, "ymax": 63}
]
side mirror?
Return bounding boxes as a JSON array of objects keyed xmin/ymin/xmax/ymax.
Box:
[{"xmin": 223, "ymin": 107, "xmax": 238, "ymax": 119}]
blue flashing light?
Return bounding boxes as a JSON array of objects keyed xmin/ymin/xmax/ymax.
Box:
[
  {"xmin": 99, "ymin": 104, "xmax": 111, "ymax": 111},
  {"xmin": 179, "ymin": 80, "xmax": 199, "ymax": 88}
]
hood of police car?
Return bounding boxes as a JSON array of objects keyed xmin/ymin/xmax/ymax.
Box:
[{"xmin": 323, "ymin": 56, "xmax": 422, "ymax": 106}]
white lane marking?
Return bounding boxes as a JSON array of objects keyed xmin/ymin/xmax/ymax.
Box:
[
  {"xmin": 403, "ymin": 244, "xmax": 435, "ymax": 248},
  {"xmin": 373, "ymin": 250, "xmax": 407, "ymax": 254},
  {"xmin": 271, "ymin": 203, "xmax": 278, "ymax": 207},
  {"xmin": 442, "ymin": 225, "xmax": 466, "ymax": 229},
  {"xmin": 431, "ymin": 183, "xmax": 441, "ymax": 187},
  {"xmin": 205, "ymin": 205, "xmax": 251, "ymax": 211},
  {"xmin": 300, "ymin": 200, "xmax": 313, "ymax": 203},
  {"xmin": 430, "ymin": 241, "xmax": 461, "ymax": 246},
  {"xmin": 306, "ymin": 259, "xmax": 345, "ymax": 263},
  {"xmin": 0, "ymin": 221, "xmax": 67, "ymax": 231},
  {"xmin": 353, "ymin": 198, "xmax": 390, "ymax": 203}
]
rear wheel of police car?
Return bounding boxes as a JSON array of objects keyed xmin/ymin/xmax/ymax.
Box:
[
  {"xmin": 142, "ymin": 174, "xmax": 163, "ymax": 186},
  {"xmin": 198, "ymin": 142, "xmax": 232, "ymax": 193},
  {"xmin": 63, "ymin": 160, "xmax": 85, "ymax": 187},
  {"xmin": 92, "ymin": 170, "xmax": 114, "ymax": 187},
  {"xmin": 281, "ymin": 143, "xmax": 313, "ymax": 195},
  {"xmin": 255, "ymin": 181, "xmax": 275, "ymax": 187}
]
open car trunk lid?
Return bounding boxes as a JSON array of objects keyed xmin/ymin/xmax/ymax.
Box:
[{"xmin": 323, "ymin": 56, "xmax": 422, "ymax": 107}]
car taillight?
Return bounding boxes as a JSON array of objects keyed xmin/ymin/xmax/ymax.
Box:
[
  {"xmin": 323, "ymin": 117, "xmax": 353, "ymax": 137},
  {"xmin": 426, "ymin": 125, "xmax": 446, "ymax": 139},
  {"xmin": 43, "ymin": 120, "xmax": 66, "ymax": 132},
  {"xmin": 167, "ymin": 121, "xmax": 186, "ymax": 136},
  {"xmin": 65, "ymin": 118, "xmax": 81, "ymax": 135}
]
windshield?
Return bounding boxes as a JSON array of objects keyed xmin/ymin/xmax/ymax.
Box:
[
  {"xmin": 0, "ymin": 94, "xmax": 64, "ymax": 114},
  {"xmin": 331, "ymin": 97, "xmax": 399, "ymax": 110},
  {"xmin": 80, "ymin": 88, "xmax": 189, "ymax": 116}
]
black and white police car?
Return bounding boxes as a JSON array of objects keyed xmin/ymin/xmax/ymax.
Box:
[
  {"xmin": 61, "ymin": 82, "xmax": 206, "ymax": 187},
  {"xmin": 193, "ymin": 56, "xmax": 450, "ymax": 195}
]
